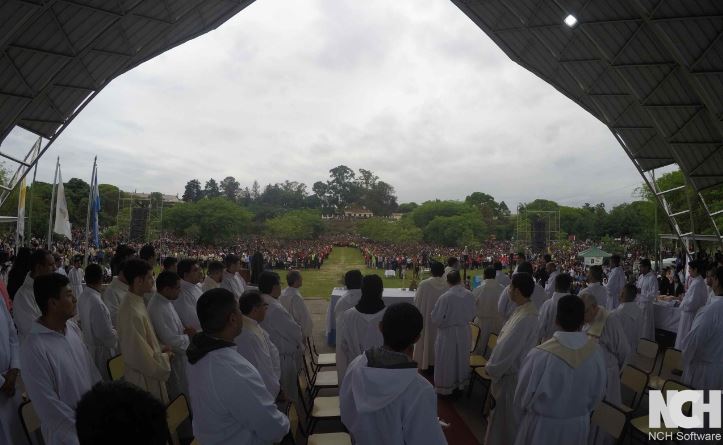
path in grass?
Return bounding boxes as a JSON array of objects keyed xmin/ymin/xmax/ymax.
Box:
[{"xmin": 294, "ymin": 246, "xmax": 420, "ymax": 299}]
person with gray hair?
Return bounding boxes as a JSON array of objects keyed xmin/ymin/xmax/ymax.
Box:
[
  {"xmin": 279, "ymin": 270, "xmax": 313, "ymax": 338},
  {"xmin": 579, "ymin": 291, "xmax": 630, "ymax": 408}
]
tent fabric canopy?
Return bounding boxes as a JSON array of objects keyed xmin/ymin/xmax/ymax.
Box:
[
  {"xmin": 452, "ymin": 0, "xmax": 723, "ymax": 193},
  {"xmin": 0, "ymin": 0, "xmax": 253, "ymax": 144},
  {"xmin": 577, "ymin": 246, "xmax": 613, "ymax": 258}
]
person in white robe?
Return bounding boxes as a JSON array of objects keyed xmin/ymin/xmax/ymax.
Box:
[
  {"xmin": 543, "ymin": 262, "xmax": 559, "ymax": 299},
  {"xmin": 431, "ymin": 270, "xmax": 476, "ymax": 395},
  {"xmin": 13, "ymin": 249, "xmax": 56, "ymax": 339},
  {"xmin": 77, "ymin": 264, "xmax": 118, "ymax": 381},
  {"xmin": 337, "ymin": 274, "xmax": 387, "ymax": 384},
  {"xmin": 472, "ymin": 267, "xmax": 504, "ymax": 356},
  {"xmin": 705, "ymin": 265, "xmax": 716, "ymax": 305},
  {"xmin": 605, "ymin": 255, "xmax": 625, "ymax": 310},
  {"xmin": 220, "ymin": 254, "xmax": 245, "ymax": 299},
  {"xmin": 54, "ymin": 255, "xmax": 67, "ymax": 276},
  {"xmin": 413, "ymin": 261, "xmax": 447, "ymax": 370},
  {"xmin": 258, "ymin": 271, "xmax": 303, "ymax": 402},
  {"xmin": 674, "ymin": 260, "xmax": 708, "ymax": 350},
  {"xmin": 495, "ymin": 261, "xmax": 511, "ymax": 286},
  {"xmin": 498, "ymin": 262, "xmax": 547, "ymax": 320},
  {"xmin": 681, "ymin": 265, "xmax": 723, "ymax": 391},
  {"xmin": 583, "ymin": 265, "xmax": 609, "ymax": 308},
  {"xmin": 102, "ymin": 273, "xmax": 129, "ymax": 330},
  {"xmin": 537, "ymin": 273, "xmax": 573, "ymax": 342},
  {"xmin": 612, "ymin": 284, "xmax": 643, "ymax": 363},
  {"xmin": 441, "ymin": 257, "xmax": 459, "ymax": 282},
  {"xmin": 635, "ymin": 259, "xmax": 658, "ymax": 340},
  {"xmin": 485, "ymin": 272, "xmax": 540, "ymax": 445},
  {"xmin": 68, "ymin": 256, "xmax": 84, "ymax": 300},
  {"xmin": 201, "ymin": 260, "xmax": 224, "ymax": 293},
  {"xmin": 341, "ymin": 303, "xmax": 447, "ymax": 445},
  {"xmin": 236, "ymin": 290, "xmax": 281, "ymax": 399},
  {"xmin": 173, "ymin": 259, "xmax": 203, "ymax": 332},
  {"xmin": 279, "ymin": 270, "xmax": 313, "ymax": 338},
  {"xmin": 117, "ymin": 259, "xmax": 171, "ymax": 403},
  {"xmin": 580, "ymin": 292, "xmax": 629, "ymax": 407},
  {"xmin": 514, "ymin": 295, "xmax": 606, "ymax": 445},
  {"xmin": 333, "ymin": 270, "xmax": 363, "ymax": 343},
  {"xmin": 187, "ymin": 288, "xmax": 289, "ymax": 445},
  {"xmin": 20, "ymin": 273, "xmax": 101, "ymax": 445},
  {"xmin": 147, "ymin": 271, "xmax": 192, "ymax": 400},
  {"xmin": 0, "ymin": 291, "xmax": 23, "ymax": 445}
]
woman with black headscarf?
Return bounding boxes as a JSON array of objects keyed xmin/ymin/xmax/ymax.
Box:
[{"xmin": 336, "ymin": 274, "xmax": 386, "ymax": 384}]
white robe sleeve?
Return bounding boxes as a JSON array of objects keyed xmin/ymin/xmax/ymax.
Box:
[
  {"xmin": 403, "ymin": 384, "xmax": 448, "ymax": 445},
  {"xmin": 602, "ymin": 314, "xmax": 630, "ymax": 370},
  {"xmin": 514, "ymin": 348, "xmax": 547, "ymax": 412},
  {"xmin": 290, "ymin": 293, "xmax": 313, "ymax": 338},
  {"xmin": 90, "ymin": 297, "xmax": 118, "ymax": 349},
  {"xmin": 0, "ymin": 297, "xmax": 19, "ymax": 387},
  {"xmin": 681, "ymin": 309, "xmax": 712, "ymax": 369},
  {"xmin": 486, "ymin": 316, "xmax": 538, "ymax": 380},
  {"xmin": 20, "ymin": 342, "xmax": 80, "ymax": 445},
  {"xmin": 218, "ymin": 362, "xmax": 289, "ymax": 442},
  {"xmin": 681, "ymin": 280, "xmax": 707, "ymax": 314},
  {"xmin": 497, "ymin": 286, "xmax": 513, "ymax": 320},
  {"xmin": 149, "ymin": 307, "xmax": 189, "ymax": 354},
  {"xmin": 336, "ymin": 312, "xmax": 351, "ymax": 381},
  {"xmin": 430, "ymin": 293, "xmax": 446, "ymax": 325}
]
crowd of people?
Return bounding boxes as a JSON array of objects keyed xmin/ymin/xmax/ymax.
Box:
[{"xmin": 0, "ymin": 233, "xmax": 722, "ymax": 444}]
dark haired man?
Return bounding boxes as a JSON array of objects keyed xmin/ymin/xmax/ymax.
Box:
[
  {"xmin": 258, "ymin": 271, "xmax": 302, "ymax": 402},
  {"xmin": 162, "ymin": 256, "xmax": 178, "ymax": 273},
  {"xmin": 76, "ymin": 381, "xmax": 168, "ymax": 445},
  {"xmin": 675, "ymin": 259, "xmax": 708, "ymax": 350},
  {"xmin": 187, "ymin": 288, "xmax": 289, "ymax": 444},
  {"xmin": 612, "ymin": 284, "xmax": 642, "ymax": 358},
  {"xmin": 514, "ymin": 295, "xmax": 605, "ymax": 445},
  {"xmin": 584, "ymin": 265, "xmax": 608, "ymax": 307},
  {"xmin": 413, "ymin": 261, "xmax": 447, "ymax": 372},
  {"xmin": 21, "ymin": 273, "xmax": 100, "ymax": 445},
  {"xmin": 148, "ymin": 271, "xmax": 191, "ymax": 399},
  {"xmin": 497, "ymin": 262, "xmax": 548, "ymax": 322},
  {"xmin": 333, "ymin": 270, "xmax": 363, "ymax": 341},
  {"xmin": 279, "ymin": 270, "xmax": 313, "ymax": 338},
  {"xmin": 485, "ymin": 272, "xmax": 539, "ymax": 445},
  {"xmin": 174, "ymin": 259, "xmax": 202, "ymax": 332},
  {"xmin": 635, "ymin": 259, "xmax": 658, "ymax": 340},
  {"xmin": 221, "ymin": 254, "xmax": 245, "ymax": 299},
  {"xmin": 13, "ymin": 248, "xmax": 55, "ymax": 339},
  {"xmin": 202, "ymin": 261, "xmax": 224, "ymax": 292},
  {"xmin": 78, "ymin": 263, "xmax": 118, "ymax": 380},
  {"xmin": 472, "ymin": 267, "xmax": 504, "ymax": 356},
  {"xmin": 340, "ymin": 302, "xmax": 447, "ymax": 445},
  {"xmin": 537, "ymin": 273, "xmax": 573, "ymax": 343},
  {"xmin": 117, "ymin": 259, "xmax": 171, "ymax": 403},
  {"xmin": 235, "ymin": 290, "xmax": 281, "ymax": 398},
  {"xmin": 605, "ymin": 255, "xmax": 625, "ymax": 310},
  {"xmin": 431, "ymin": 270, "xmax": 475, "ymax": 395}
]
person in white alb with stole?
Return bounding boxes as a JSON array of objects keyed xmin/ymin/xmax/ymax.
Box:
[
  {"xmin": 174, "ymin": 259, "xmax": 203, "ymax": 332},
  {"xmin": 78, "ymin": 264, "xmax": 118, "ymax": 381},
  {"xmin": 583, "ymin": 266, "xmax": 609, "ymax": 308},
  {"xmin": 431, "ymin": 270, "xmax": 476, "ymax": 395},
  {"xmin": 514, "ymin": 295, "xmax": 606, "ymax": 445},
  {"xmin": 537, "ymin": 273, "xmax": 573, "ymax": 343},
  {"xmin": 236, "ymin": 290, "xmax": 282, "ymax": 399},
  {"xmin": 485, "ymin": 272, "xmax": 540, "ymax": 445},
  {"xmin": 279, "ymin": 270, "xmax": 313, "ymax": 339},
  {"xmin": 147, "ymin": 271, "xmax": 193, "ymax": 400},
  {"xmin": 413, "ymin": 261, "xmax": 447, "ymax": 371}
]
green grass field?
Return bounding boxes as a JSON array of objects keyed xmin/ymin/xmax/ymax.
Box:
[{"xmin": 287, "ymin": 247, "xmax": 421, "ymax": 299}]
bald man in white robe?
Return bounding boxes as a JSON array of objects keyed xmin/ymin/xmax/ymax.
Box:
[
  {"xmin": 485, "ymin": 273, "xmax": 539, "ymax": 445},
  {"xmin": 431, "ymin": 273, "xmax": 475, "ymax": 395},
  {"xmin": 412, "ymin": 264, "xmax": 447, "ymax": 370},
  {"xmin": 515, "ymin": 295, "xmax": 606, "ymax": 445}
]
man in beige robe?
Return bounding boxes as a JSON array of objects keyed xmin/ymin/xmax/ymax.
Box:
[
  {"xmin": 413, "ymin": 261, "xmax": 447, "ymax": 371},
  {"xmin": 472, "ymin": 267, "xmax": 504, "ymax": 355},
  {"xmin": 117, "ymin": 259, "xmax": 171, "ymax": 403}
]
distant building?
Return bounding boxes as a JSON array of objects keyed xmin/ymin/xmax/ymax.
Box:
[
  {"xmin": 125, "ymin": 192, "xmax": 182, "ymax": 204},
  {"xmin": 343, "ymin": 206, "xmax": 374, "ymax": 219},
  {"xmin": 391, "ymin": 212, "xmax": 403, "ymax": 220}
]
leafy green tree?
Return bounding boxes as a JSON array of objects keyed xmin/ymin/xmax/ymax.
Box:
[
  {"xmin": 423, "ymin": 213, "xmax": 487, "ymax": 246},
  {"xmin": 398, "ymin": 202, "xmax": 418, "ymax": 213},
  {"xmin": 220, "ymin": 176, "xmax": 240, "ymax": 201},
  {"xmin": 409, "ymin": 200, "xmax": 470, "ymax": 228},
  {"xmin": 266, "ymin": 209, "xmax": 323, "ymax": 239},
  {"xmin": 204, "ymin": 179, "xmax": 220, "ymax": 198},
  {"xmin": 182, "ymin": 179, "xmax": 202, "ymax": 202},
  {"xmin": 357, "ymin": 217, "xmax": 422, "ymax": 243},
  {"xmin": 164, "ymin": 198, "xmax": 252, "ymax": 243}
]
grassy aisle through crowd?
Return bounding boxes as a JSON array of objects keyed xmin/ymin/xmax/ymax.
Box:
[{"xmin": 289, "ymin": 246, "xmax": 419, "ymax": 298}]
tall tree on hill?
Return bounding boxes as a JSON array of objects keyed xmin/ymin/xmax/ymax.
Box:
[
  {"xmin": 220, "ymin": 176, "xmax": 240, "ymax": 201},
  {"xmin": 182, "ymin": 179, "xmax": 202, "ymax": 202},
  {"xmin": 251, "ymin": 180, "xmax": 261, "ymax": 200},
  {"xmin": 204, "ymin": 179, "xmax": 220, "ymax": 198}
]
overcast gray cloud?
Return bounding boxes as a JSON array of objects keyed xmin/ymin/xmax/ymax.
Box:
[{"xmin": 1, "ymin": 0, "xmax": 649, "ymax": 210}]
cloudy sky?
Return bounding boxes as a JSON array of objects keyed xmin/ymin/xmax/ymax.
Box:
[{"xmin": 1, "ymin": 0, "xmax": 651, "ymax": 209}]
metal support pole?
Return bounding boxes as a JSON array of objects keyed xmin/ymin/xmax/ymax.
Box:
[{"xmin": 47, "ymin": 157, "xmax": 59, "ymax": 250}]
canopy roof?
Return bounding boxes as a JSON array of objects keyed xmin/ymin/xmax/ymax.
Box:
[
  {"xmin": 0, "ymin": 0, "xmax": 252, "ymax": 144},
  {"xmin": 578, "ymin": 246, "xmax": 613, "ymax": 258},
  {"xmin": 453, "ymin": 0, "xmax": 723, "ymax": 193}
]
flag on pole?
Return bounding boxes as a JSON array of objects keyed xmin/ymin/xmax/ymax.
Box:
[
  {"xmin": 16, "ymin": 177, "xmax": 26, "ymax": 246},
  {"xmin": 91, "ymin": 164, "xmax": 100, "ymax": 247},
  {"xmin": 53, "ymin": 168, "xmax": 72, "ymax": 239}
]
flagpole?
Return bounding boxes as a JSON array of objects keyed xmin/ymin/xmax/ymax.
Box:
[
  {"xmin": 47, "ymin": 157, "xmax": 59, "ymax": 250},
  {"xmin": 83, "ymin": 157, "xmax": 97, "ymax": 267},
  {"xmin": 26, "ymin": 161, "xmax": 39, "ymax": 246}
]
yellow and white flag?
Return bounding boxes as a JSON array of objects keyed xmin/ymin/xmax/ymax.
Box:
[{"xmin": 53, "ymin": 169, "xmax": 72, "ymax": 238}]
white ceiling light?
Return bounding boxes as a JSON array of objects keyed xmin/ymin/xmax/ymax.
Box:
[{"xmin": 564, "ymin": 14, "xmax": 578, "ymax": 27}]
